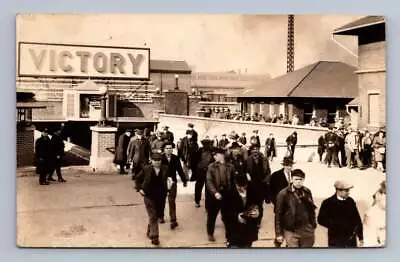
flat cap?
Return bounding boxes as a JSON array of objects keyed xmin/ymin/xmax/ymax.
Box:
[
  {"xmin": 151, "ymin": 152, "xmax": 162, "ymax": 161},
  {"xmin": 334, "ymin": 180, "xmax": 354, "ymax": 190},
  {"xmin": 291, "ymin": 169, "xmax": 305, "ymax": 178},
  {"xmin": 188, "ymin": 123, "xmax": 194, "ymax": 128}
]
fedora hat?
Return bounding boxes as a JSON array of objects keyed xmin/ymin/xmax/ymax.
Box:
[{"xmin": 281, "ymin": 156, "xmax": 294, "ymax": 166}]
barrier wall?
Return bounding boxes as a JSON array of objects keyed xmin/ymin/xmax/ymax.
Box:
[{"xmin": 158, "ymin": 114, "xmax": 328, "ymax": 147}]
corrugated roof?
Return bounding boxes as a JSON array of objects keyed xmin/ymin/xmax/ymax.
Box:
[
  {"xmin": 237, "ymin": 61, "xmax": 357, "ymax": 98},
  {"xmin": 333, "ymin": 16, "xmax": 385, "ymax": 35},
  {"xmin": 150, "ymin": 60, "xmax": 191, "ymax": 73}
]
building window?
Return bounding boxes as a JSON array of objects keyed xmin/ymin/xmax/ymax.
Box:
[
  {"xmin": 303, "ymin": 104, "xmax": 313, "ymax": 124},
  {"xmin": 368, "ymin": 93, "xmax": 380, "ymax": 126}
]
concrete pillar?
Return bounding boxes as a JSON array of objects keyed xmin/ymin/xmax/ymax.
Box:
[
  {"xmin": 250, "ymin": 103, "xmax": 256, "ymax": 116},
  {"xmin": 269, "ymin": 103, "xmax": 274, "ymax": 117},
  {"xmin": 259, "ymin": 103, "xmax": 265, "ymax": 116},
  {"xmin": 90, "ymin": 126, "xmax": 118, "ymax": 172}
]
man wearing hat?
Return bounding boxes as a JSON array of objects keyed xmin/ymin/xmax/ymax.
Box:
[
  {"xmin": 238, "ymin": 132, "xmax": 247, "ymax": 146},
  {"xmin": 163, "ymin": 126, "xmax": 174, "ymax": 144},
  {"xmin": 250, "ymin": 130, "xmax": 261, "ymax": 147},
  {"xmin": 268, "ymin": 156, "xmax": 294, "ymax": 209},
  {"xmin": 205, "ymin": 147, "xmax": 235, "ymax": 242},
  {"xmin": 35, "ymin": 128, "xmax": 52, "ymax": 185},
  {"xmin": 225, "ymin": 174, "xmax": 261, "ymax": 248},
  {"xmin": 179, "ymin": 130, "xmax": 200, "ymax": 181},
  {"xmin": 285, "ymin": 131, "xmax": 298, "ymax": 161},
  {"xmin": 135, "ymin": 152, "xmax": 169, "ymax": 246},
  {"xmin": 317, "ymin": 180, "xmax": 364, "ymax": 247},
  {"xmin": 265, "ymin": 133, "xmax": 277, "ymax": 161},
  {"xmin": 187, "ymin": 123, "xmax": 198, "ymax": 142},
  {"xmin": 195, "ymin": 138, "xmax": 215, "ymax": 208},
  {"xmin": 275, "ymin": 169, "xmax": 317, "ymax": 248},
  {"xmin": 219, "ymin": 134, "xmax": 229, "ymax": 149},
  {"xmin": 114, "ymin": 129, "xmax": 132, "ymax": 175},
  {"xmin": 48, "ymin": 128, "xmax": 67, "ymax": 183},
  {"xmin": 127, "ymin": 129, "xmax": 151, "ymax": 180},
  {"xmin": 151, "ymin": 130, "xmax": 166, "ymax": 154}
]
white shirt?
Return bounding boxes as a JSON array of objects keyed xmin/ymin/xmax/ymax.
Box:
[
  {"xmin": 154, "ymin": 167, "xmax": 160, "ymax": 176},
  {"xmin": 238, "ymin": 189, "xmax": 247, "ymax": 206},
  {"xmin": 336, "ymin": 195, "xmax": 346, "ymax": 201},
  {"xmin": 284, "ymin": 170, "xmax": 291, "ymax": 182}
]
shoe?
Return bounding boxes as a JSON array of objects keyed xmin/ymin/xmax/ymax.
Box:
[
  {"xmin": 195, "ymin": 203, "xmax": 201, "ymax": 208},
  {"xmin": 170, "ymin": 222, "xmax": 178, "ymax": 230},
  {"xmin": 40, "ymin": 182, "xmax": 50, "ymax": 185},
  {"xmin": 208, "ymin": 234, "xmax": 215, "ymax": 242},
  {"xmin": 151, "ymin": 238, "xmax": 160, "ymax": 246},
  {"xmin": 48, "ymin": 177, "xmax": 56, "ymax": 182},
  {"xmin": 159, "ymin": 218, "xmax": 165, "ymax": 224},
  {"xmin": 58, "ymin": 178, "xmax": 67, "ymax": 182}
]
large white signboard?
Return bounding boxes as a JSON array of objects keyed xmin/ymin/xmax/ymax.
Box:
[{"xmin": 18, "ymin": 42, "xmax": 150, "ymax": 79}]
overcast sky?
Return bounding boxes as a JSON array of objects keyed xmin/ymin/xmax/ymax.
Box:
[{"xmin": 17, "ymin": 14, "xmax": 362, "ymax": 77}]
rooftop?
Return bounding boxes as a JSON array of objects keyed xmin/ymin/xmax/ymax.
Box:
[
  {"xmin": 333, "ymin": 16, "xmax": 385, "ymax": 35},
  {"xmin": 150, "ymin": 60, "xmax": 191, "ymax": 73}
]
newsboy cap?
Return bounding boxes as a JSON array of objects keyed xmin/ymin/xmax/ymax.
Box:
[
  {"xmin": 151, "ymin": 152, "xmax": 162, "ymax": 161},
  {"xmin": 291, "ymin": 169, "xmax": 305, "ymax": 178},
  {"xmin": 334, "ymin": 180, "xmax": 353, "ymax": 190},
  {"xmin": 188, "ymin": 123, "xmax": 194, "ymax": 128}
]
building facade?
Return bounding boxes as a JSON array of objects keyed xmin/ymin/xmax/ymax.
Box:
[{"xmin": 333, "ymin": 16, "xmax": 386, "ymax": 131}]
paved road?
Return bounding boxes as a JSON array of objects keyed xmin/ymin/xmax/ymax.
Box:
[{"xmin": 17, "ymin": 161, "xmax": 385, "ymax": 248}]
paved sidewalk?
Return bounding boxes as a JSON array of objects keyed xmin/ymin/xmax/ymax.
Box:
[{"xmin": 17, "ymin": 161, "xmax": 385, "ymax": 248}]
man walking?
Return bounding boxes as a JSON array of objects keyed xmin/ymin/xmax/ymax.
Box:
[
  {"xmin": 160, "ymin": 142, "xmax": 188, "ymax": 228},
  {"xmin": 317, "ymin": 180, "xmax": 364, "ymax": 247},
  {"xmin": 135, "ymin": 153, "xmax": 169, "ymax": 246},
  {"xmin": 127, "ymin": 129, "xmax": 151, "ymax": 179},
  {"xmin": 205, "ymin": 147, "xmax": 234, "ymax": 242},
  {"xmin": 265, "ymin": 133, "xmax": 277, "ymax": 161},
  {"xmin": 114, "ymin": 129, "xmax": 131, "ymax": 175},
  {"xmin": 286, "ymin": 131, "xmax": 298, "ymax": 161},
  {"xmin": 195, "ymin": 138, "xmax": 215, "ymax": 208},
  {"xmin": 48, "ymin": 129, "xmax": 67, "ymax": 182},
  {"xmin": 275, "ymin": 169, "xmax": 317, "ymax": 248},
  {"xmin": 268, "ymin": 156, "xmax": 293, "ymax": 209},
  {"xmin": 35, "ymin": 128, "xmax": 52, "ymax": 185}
]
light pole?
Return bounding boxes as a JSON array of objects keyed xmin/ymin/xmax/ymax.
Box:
[
  {"xmin": 98, "ymin": 85, "xmax": 108, "ymax": 126},
  {"xmin": 174, "ymin": 74, "xmax": 179, "ymax": 90}
]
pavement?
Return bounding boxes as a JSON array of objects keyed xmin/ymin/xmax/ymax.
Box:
[{"xmin": 16, "ymin": 160, "xmax": 386, "ymax": 248}]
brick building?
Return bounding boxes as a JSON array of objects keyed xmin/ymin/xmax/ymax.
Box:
[
  {"xmin": 333, "ymin": 16, "xmax": 386, "ymax": 131},
  {"xmin": 236, "ymin": 61, "xmax": 358, "ymax": 125}
]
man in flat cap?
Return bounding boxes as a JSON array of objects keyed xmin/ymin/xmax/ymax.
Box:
[
  {"xmin": 219, "ymin": 134, "xmax": 229, "ymax": 149},
  {"xmin": 250, "ymin": 130, "xmax": 261, "ymax": 147},
  {"xmin": 163, "ymin": 126, "xmax": 174, "ymax": 144},
  {"xmin": 127, "ymin": 129, "xmax": 151, "ymax": 180},
  {"xmin": 151, "ymin": 130, "xmax": 166, "ymax": 154},
  {"xmin": 205, "ymin": 147, "xmax": 235, "ymax": 242},
  {"xmin": 275, "ymin": 169, "xmax": 317, "ymax": 248},
  {"xmin": 318, "ymin": 180, "xmax": 364, "ymax": 247},
  {"xmin": 135, "ymin": 152, "xmax": 169, "ymax": 246},
  {"xmin": 179, "ymin": 130, "xmax": 199, "ymax": 181}
]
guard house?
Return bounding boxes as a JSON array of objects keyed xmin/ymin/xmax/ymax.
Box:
[
  {"xmin": 333, "ymin": 16, "xmax": 386, "ymax": 131},
  {"xmin": 235, "ymin": 61, "xmax": 358, "ymax": 125}
]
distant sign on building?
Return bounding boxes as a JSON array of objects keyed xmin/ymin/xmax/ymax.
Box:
[{"xmin": 18, "ymin": 42, "xmax": 150, "ymax": 79}]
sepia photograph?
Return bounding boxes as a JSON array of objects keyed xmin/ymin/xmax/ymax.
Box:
[{"xmin": 16, "ymin": 14, "xmax": 386, "ymax": 248}]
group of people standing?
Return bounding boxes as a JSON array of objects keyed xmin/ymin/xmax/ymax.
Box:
[
  {"xmin": 112, "ymin": 123, "xmax": 384, "ymax": 248},
  {"xmin": 35, "ymin": 128, "xmax": 67, "ymax": 185},
  {"xmin": 318, "ymin": 126, "xmax": 386, "ymax": 171}
]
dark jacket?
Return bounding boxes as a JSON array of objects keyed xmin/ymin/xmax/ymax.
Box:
[
  {"xmin": 114, "ymin": 133, "xmax": 130, "ymax": 165},
  {"xmin": 275, "ymin": 185, "xmax": 317, "ymax": 237},
  {"xmin": 228, "ymin": 154, "xmax": 247, "ymax": 178},
  {"xmin": 226, "ymin": 183, "xmax": 261, "ymax": 245},
  {"xmin": 151, "ymin": 138, "xmax": 166, "ymax": 153},
  {"xmin": 180, "ymin": 136, "xmax": 199, "ymax": 168},
  {"xmin": 246, "ymin": 152, "xmax": 271, "ymax": 183},
  {"xmin": 206, "ymin": 161, "xmax": 234, "ymax": 197},
  {"xmin": 268, "ymin": 168, "xmax": 290, "ymax": 207},
  {"xmin": 135, "ymin": 165, "xmax": 169, "ymax": 199},
  {"xmin": 127, "ymin": 137, "xmax": 151, "ymax": 167},
  {"xmin": 286, "ymin": 134, "xmax": 297, "ymax": 147},
  {"xmin": 219, "ymin": 138, "xmax": 229, "ymax": 149},
  {"xmin": 161, "ymin": 154, "xmax": 187, "ymax": 183},
  {"xmin": 163, "ymin": 130, "xmax": 174, "ymax": 144},
  {"xmin": 250, "ymin": 135, "xmax": 261, "ymax": 147},
  {"xmin": 35, "ymin": 135, "xmax": 52, "ymax": 174},
  {"xmin": 238, "ymin": 136, "xmax": 247, "ymax": 146},
  {"xmin": 317, "ymin": 194, "xmax": 363, "ymax": 246},
  {"xmin": 265, "ymin": 137, "xmax": 277, "ymax": 157},
  {"xmin": 197, "ymin": 146, "xmax": 215, "ymax": 171}
]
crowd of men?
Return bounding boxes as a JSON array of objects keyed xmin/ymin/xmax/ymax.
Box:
[
  {"xmin": 318, "ymin": 126, "xmax": 386, "ymax": 172},
  {"xmin": 111, "ymin": 123, "xmax": 385, "ymax": 248}
]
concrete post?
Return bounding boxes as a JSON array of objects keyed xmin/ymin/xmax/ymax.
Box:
[{"xmin": 90, "ymin": 126, "xmax": 118, "ymax": 172}]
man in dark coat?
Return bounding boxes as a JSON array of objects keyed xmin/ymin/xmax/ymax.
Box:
[
  {"xmin": 337, "ymin": 129, "xmax": 347, "ymax": 167},
  {"xmin": 114, "ymin": 129, "xmax": 132, "ymax": 175},
  {"xmin": 135, "ymin": 152, "xmax": 169, "ymax": 246},
  {"xmin": 317, "ymin": 180, "xmax": 364, "ymax": 247},
  {"xmin": 187, "ymin": 123, "xmax": 198, "ymax": 142},
  {"xmin": 48, "ymin": 129, "xmax": 67, "ymax": 182},
  {"xmin": 286, "ymin": 131, "xmax": 297, "ymax": 161},
  {"xmin": 275, "ymin": 169, "xmax": 317, "ymax": 248},
  {"xmin": 160, "ymin": 142, "xmax": 188, "ymax": 229},
  {"xmin": 246, "ymin": 144, "xmax": 271, "ymax": 223},
  {"xmin": 317, "ymin": 135, "xmax": 326, "ymax": 162},
  {"xmin": 265, "ymin": 133, "xmax": 277, "ymax": 161},
  {"xmin": 195, "ymin": 138, "xmax": 215, "ymax": 207},
  {"xmin": 205, "ymin": 147, "xmax": 234, "ymax": 242},
  {"xmin": 250, "ymin": 130, "xmax": 261, "ymax": 147},
  {"xmin": 163, "ymin": 126, "xmax": 174, "ymax": 144},
  {"xmin": 180, "ymin": 130, "xmax": 199, "ymax": 181},
  {"xmin": 127, "ymin": 129, "xmax": 151, "ymax": 179},
  {"xmin": 35, "ymin": 128, "xmax": 52, "ymax": 185},
  {"xmin": 219, "ymin": 134, "xmax": 229, "ymax": 149},
  {"xmin": 268, "ymin": 156, "xmax": 294, "ymax": 210},
  {"xmin": 151, "ymin": 131, "xmax": 166, "ymax": 153},
  {"xmin": 325, "ymin": 127, "xmax": 340, "ymax": 168},
  {"xmin": 225, "ymin": 174, "xmax": 261, "ymax": 248},
  {"xmin": 238, "ymin": 132, "xmax": 247, "ymax": 146}
]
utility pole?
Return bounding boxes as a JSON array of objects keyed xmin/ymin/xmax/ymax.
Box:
[{"xmin": 287, "ymin": 15, "xmax": 295, "ymax": 73}]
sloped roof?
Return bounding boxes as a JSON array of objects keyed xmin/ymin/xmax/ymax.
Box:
[
  {"xmin": 150, "ymin": 60, "xmax": 191, "ymax": 73},
  {"xmin": 237, "ymin": 61, "xmax": 357, "ymax": 99},
  {"xmin": 334, "ymin": 16, "xmax": 385, "ymax": 35}
]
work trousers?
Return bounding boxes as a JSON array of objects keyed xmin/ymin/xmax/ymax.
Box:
[
  {"xmin": 205, "ymin": 194, "xmax": 229, "ymax": 237},
  {"xmin": 194, "ymin": 168, "xmax": 207, "ymax": 204},
  {"xmin": 144, "ymin": 196, "xmax": 164, "ymax": 240},
  {"xmin": 48, "ymin": 157, "xmax": 63, "ymax": 180},
  {"xmin": 284, "ymin": 226, "xmax": 315, "ymax": 248},
  {"xmin": 160, "ymin": 182, "xmax": 178, "ymax": 223}
]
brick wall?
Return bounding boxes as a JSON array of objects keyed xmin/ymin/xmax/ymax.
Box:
[
  {"xmin": 17, "ymin": 125, "xmax": 34, "ymax": 167},
  {"xmin": 32, "ymin": 101, "xmax": 63, "ymax": 120},
  {"xmin": 97, "ymin": 132, "xmax": 116, "ymax": 157},
  {"xmin": 164, "ymin": 91, "xmax": 188, "ymax": 115},
  {"xmin": 357, "ymin": 41, "xmax": 386, "ymax": 130}
]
